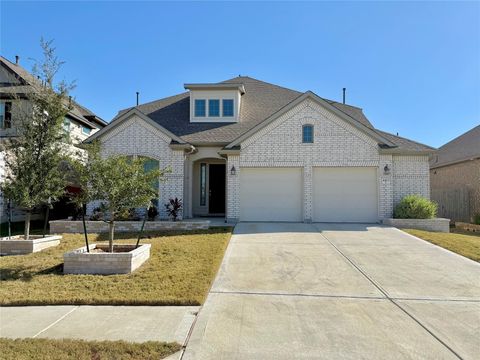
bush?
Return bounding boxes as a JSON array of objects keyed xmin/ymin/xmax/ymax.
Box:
[
  {"xmin": 473, "ymin": 214, "xmax": 480, "ymax": 225},
  {"xmin": 393, "ymin": 195, "xmax": 438, "ymax": 219}
]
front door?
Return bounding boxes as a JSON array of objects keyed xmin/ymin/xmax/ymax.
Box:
[{"xmin": 209, "ymin": 164, "xmax": 226, "ymax": 214}]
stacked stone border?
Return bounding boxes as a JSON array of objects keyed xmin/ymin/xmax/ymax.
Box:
[
  {"xmin": 63, "ymin": 243, "xmax": 151, "ymax": 275},
  {"xmin": 382, "ymin": 218, "xmax": 450, "ymax": 233},
  {"xmin": 0, "ymin": 235, "xmax": 62, "ymax": 255},
  {"xmin": 455, "ymin": 222, "xmax": 480, "ymax": 233},
  {"xmin": 50, "ymin": 220, "xmax": 210, "ymax": 233}
]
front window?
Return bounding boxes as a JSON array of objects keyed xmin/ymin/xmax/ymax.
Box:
[
  {"xmin": 82, "ymin": 125, "xmax": 92, "ymax": 135},
  {"xmin": 63, "ymin": 118, "xmax": 71, "ymax": 133},
  {"xmin": 0, "ymin": 102, "xmax": 12, "ymax": 129},
  {"xmin": 302, "ymin": 124, "xmax": 313, "ymax": 143},
  {"xmin": 208, "ymin": 99, "xmax": 220, "ymax": 117},
  {"xmin": 143, "ymin": 158, "xmax": 160, "ymax": 207},
  {"xmin": 194, "ymin": 99, "xmax": 206, "ymax": 117},
  {"xmin": 200, "ymin": 163, "xmax": 207, "ymax": 206},
  {"xmin": 222, "ymin": 99, "xmax": 234, "ymax": 117}
]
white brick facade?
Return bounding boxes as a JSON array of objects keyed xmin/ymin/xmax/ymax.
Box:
[
  {"xmin": 94, "ymin": 114, "xmax": 184, "ymax": 220},
  {"xmin": 95, "ymin": 99, "xmax": 431, "ymax": 223}
]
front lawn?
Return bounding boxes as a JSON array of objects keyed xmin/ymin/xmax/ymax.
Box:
[
  {"xmin": 0, "ymin": 228, "xmax": 231, "ymax": 306},
  {"xmin": 0, "ymin": 338, "xmax": 180, "ymax": 360},
  {"xmin": 403, "ymin": 229, "xmax": 480, "ymax": 262}
]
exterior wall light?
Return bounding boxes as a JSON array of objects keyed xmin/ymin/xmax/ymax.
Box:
[
  {"xmin": 230, "ymin": 165, "xmax": 236, "ymax": 176},
  {"xmin": 383, "ymin": 164, "xmax": 391, "ymax": 175}
]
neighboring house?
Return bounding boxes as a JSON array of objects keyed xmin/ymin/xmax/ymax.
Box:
[
  {"xmin": 87, "ymin": 76, "xmax": 434, "ymax": 223},
  {"xmin": 430, "ymin": 125, "xmax": 480, "ymax": 223},
  {"xmin": 0, "ymin": 55, "xmax": 107, "ymax": 222}
]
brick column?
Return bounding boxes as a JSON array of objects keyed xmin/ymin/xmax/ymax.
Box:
[
  {"xmin": 379, "ymin": 154, "xmax": 393, "ymax": 219},
  {"xmin": 226, "ymin": 155, "xmax": 240, "ymax": 222},
  {"xmin": 303, "ymin": 162, "xmax": 313, "ymax": 222}
]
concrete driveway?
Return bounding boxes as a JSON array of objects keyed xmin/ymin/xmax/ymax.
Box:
[{"xmin": 183, "ymin": 223, "xmax": 480, "ymax": 360}]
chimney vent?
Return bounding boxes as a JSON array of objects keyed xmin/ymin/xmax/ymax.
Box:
[
  {"xmin": 15, "ymin": 55, "xmax": 19, "ymax": 65},
  {"xmin": 342, "ymin": 88, "xmax": 346, "ymax": 104},
  {"xmin": 136, "ymin": 92, "xmax": 139, "ymax": 106}
]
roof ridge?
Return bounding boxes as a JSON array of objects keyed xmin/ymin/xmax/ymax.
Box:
[
  {"xmin": 221, "ymin": 75, "xmax": 303, "ymax": 95},
  {"xmin": 438, "ymin": 124, "xmax": 480, "ymax": 149}
]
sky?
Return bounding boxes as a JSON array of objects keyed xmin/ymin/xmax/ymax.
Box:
[{"xmin": 1, "ymin": 1, "xmax": 479, "ymax": 148}]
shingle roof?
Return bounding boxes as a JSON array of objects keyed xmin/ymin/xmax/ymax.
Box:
[
  {"xmin": 113, "ymin": 76, "xmax": 433, "ymax": 152},
  {"xmin": 430, "ymin": 125, "xmax": 480, "ymax": 168},
  {"xmin": 0, "ymin": 55, "xmax": 107, "ymax": 128}
]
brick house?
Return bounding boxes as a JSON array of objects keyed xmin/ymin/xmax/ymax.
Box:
[
  {"xmin": 0, "ymin": 55, "xmax": 107, "ymax": 222},
  {"xmin": 430, "ymin": 125, "xmax": 480, "ymax": 223},
  {"xmin": 87, "ymin": 76, "xmax": 434, "ymax": 223}
]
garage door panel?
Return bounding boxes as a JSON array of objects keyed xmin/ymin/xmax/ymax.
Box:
[
  {"xmin": 313, "ymin": 167, "xmax": 378, "ymax": 223},
  {"xmin": 240, "ymin": 168, "xmax": 302, "ymax": 222}
]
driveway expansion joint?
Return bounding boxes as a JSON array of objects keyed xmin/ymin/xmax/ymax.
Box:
[
  {"xmin": 317, "ymin": 229, "xmax": 465, "ymax": 360},
  {"xmin": 32, "ymin": 306, "xmax": 79, "ymax": 338}
]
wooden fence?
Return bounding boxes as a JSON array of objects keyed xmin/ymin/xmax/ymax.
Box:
[{"xmin": 431, "ymin": 187, "xmax": 470, "ymax": 222}]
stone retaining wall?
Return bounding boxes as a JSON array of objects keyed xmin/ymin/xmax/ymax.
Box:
[
  {"xmin": 63, "ymin": 243, "xmax": 151, "ymax": 275},
  {"xmin": 50, "ymin": 220, "xmax": 210, "ymax": 234},
  {"xmin": 382, "ymin": 218, "xmax": 450, "ymax": 233},
  {"xmin": 0, "ymin": 235, "xmax": 61, "ymax": 255}
]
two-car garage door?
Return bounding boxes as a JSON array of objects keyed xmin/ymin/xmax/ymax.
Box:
[{"xmin": 240, "ymin": 167, "xmax": 378, "ymax": 223}]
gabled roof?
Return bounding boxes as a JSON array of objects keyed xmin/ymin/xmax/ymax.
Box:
[
  {"xmin": 110, "ymin": 76, "xmax": 433, "ymax": 152},
  {"xmin": 86, "ymin": 107, "xmax": 187, "ymax": 145},
  {"xmin": 0, "ymin": 55, "xmax": 107, "ymax": 128},
  {"xmin": 431, "ymin": 125, "xmax": 480, "ymax": 168}
]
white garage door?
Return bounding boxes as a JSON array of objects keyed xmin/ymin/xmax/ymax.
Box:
[
  {"xmin": 240, "ymin": 168, "xmax": 303, "ymax": 222},
  {"xmin": 313, "ymin": 167, "xmax": 378, "ymax": 223}
]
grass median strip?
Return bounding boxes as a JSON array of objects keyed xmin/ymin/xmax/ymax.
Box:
[
  {"xmin": 0, "ymin": 338, "xmax": 181, "ymax": 360},
  {"xmin": 0, "ymin": 227, "xmax": 232, "ymax": 306},
  {"xmin": 403, "ymin": 228, "xmax": 480, "ymax": 262}
]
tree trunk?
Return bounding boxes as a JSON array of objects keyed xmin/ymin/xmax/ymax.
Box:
[
  {"xmin": 24, "ymin": 211, "xmax": 31, "ymax": 240},
  {"xmin": 42, "ymin": 206, "xmax": 50, "ymax": 238},
  {"xmin": 109, "ymin": 221, "xmax": 115, "ymax": 253}
]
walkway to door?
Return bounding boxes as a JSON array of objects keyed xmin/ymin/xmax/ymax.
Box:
[{"xmin": 183, "ymin": 222, "xmax": 480, "ymax": 359}]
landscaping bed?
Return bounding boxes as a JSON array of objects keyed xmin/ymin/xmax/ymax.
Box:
[
  {"xmin": 0, "ymin": 235, "xmax": 61, "ymax": 255},
  {"xmin": 403, "ymin": 229, "xmax": 480, "ymax": 262},
  {"xmin": 0, "ymin": 227, "xmax": 231, "ymax": 305},
  {"xmin": 0, "ymin": 338, "xmax": 180, "ymax": 360}
]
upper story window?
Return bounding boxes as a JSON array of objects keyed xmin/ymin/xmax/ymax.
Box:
[
  {"xmin": 194, "ymin": 99, "xmax": 206, "ymax": 117},
  {"xmin": 222, "ymin": 99, "xmax": 234, "ymax": 117},
  {"xmin": 208, "ymin": 99, "xmax": 220, "ymax": 117},
  {"xmin": 82, "ymin": 125, "xmax": 92, "ymax": 135},
  {"xmin": 0, "ymin": 101, "xmax": 12, "ymax": 129},
  {"xmin": 302, "ymin": 124, "xmax": 314, "ymax": 143}
]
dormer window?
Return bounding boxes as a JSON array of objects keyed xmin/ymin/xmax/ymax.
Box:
[
  {"xmin": 194, "ymin": 99, "xmax": 206, "ymax": 117},
  {"xmin": 223, "ymin": 99, "xmax": 234, "ymax": 117},
  {"xmin": 209, "ymin": 99, "xmax": 220, "ymax": 117},
  {"xmin": 186, "ymin": 83, "xmax": 244, "ymax": 123}
]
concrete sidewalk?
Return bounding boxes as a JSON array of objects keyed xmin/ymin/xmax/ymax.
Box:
[{"xmin": 0, "ymin": 305, "xmax": 199, "ymax": 344}]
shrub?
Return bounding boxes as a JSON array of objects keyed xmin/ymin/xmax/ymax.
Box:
[
  {"xmin": 165, "ymin": 198, "xmax": 182, "ymax": 221},
  {"xmin": 393, "ymin": 195, "xmax": 438, "ymax": 219},
  {"xmin": 148, "ymin": 205, "xmax": 159, "ymax": 221},
  {"xmin": 473, "ymin": 214, "xmax": 480, "ymax": 225}
]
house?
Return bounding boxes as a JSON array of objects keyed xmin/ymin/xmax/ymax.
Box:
[
  {"xmin": 0, "ymin": 55, "xmax": 107, "ymax": 222},
  {"xmin": 86, "ymin": 76, "xmax": 434, "ymax": 223},
  {"xmin": 430, "ymin": 125, "xmax": 480, "ymax": 223}
]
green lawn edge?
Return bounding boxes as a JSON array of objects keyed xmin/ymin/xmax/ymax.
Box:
[
  {"xmin": 0, "ymin": 338, "xmax": 181, "ymax": 360},
  {"xmin": 402, "ymin": 228, "xmax": 480, "ymax": 262}
]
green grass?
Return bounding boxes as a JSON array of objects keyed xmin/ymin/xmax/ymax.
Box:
[
  {"xmin": 0, "ymin": 338, "xmax": 181, "ymax": 360},
  {"xmin": 0, "ymin": 228, "xmax": 232, "ymax": 306},
  {"xmin": 403, "ymin": 229, "xmax": 480, "ymax": 262}
]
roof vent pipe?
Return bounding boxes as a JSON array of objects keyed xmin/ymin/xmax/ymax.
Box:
[
  {"xmin": 15, "ymin": 55, "xmax": 19, "ymax": 65},
  {"xmin": 136, "ymin": 92, "xmax": 139, "ymax": 106},
  {"xmin": 342, "ymin": 88, "xmax": 346, "ymax": 104}
]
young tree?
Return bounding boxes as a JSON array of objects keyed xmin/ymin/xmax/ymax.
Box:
[
  {"xmin": 87, "ymin": 147, "xmax": 166, "ymax": 252},
  {"xmin": 1, "ymin": 39, "xmax": 74, "ymax": 239}
]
